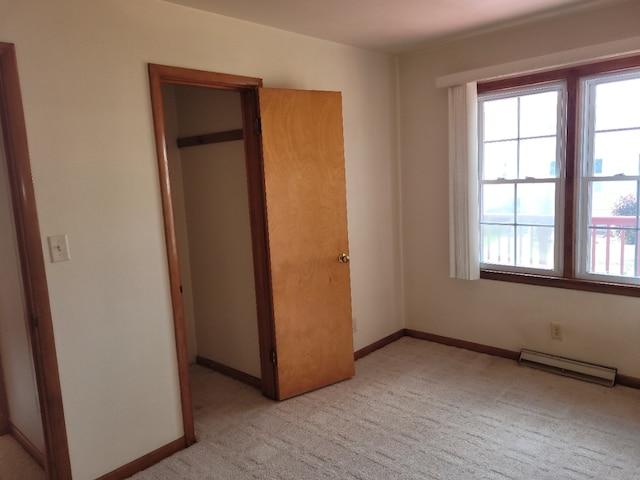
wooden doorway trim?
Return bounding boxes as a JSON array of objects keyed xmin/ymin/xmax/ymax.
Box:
[
  {"xmin": 0, "ymin": 42, "xmax": 71, "ymax": 479},
  {"xmin": 148, "ymin": 64, "xmax": 278, "ymax": 443},
  {"xmin": 0, "ymin": 355, "xmax": 9, "ymax": 434}
]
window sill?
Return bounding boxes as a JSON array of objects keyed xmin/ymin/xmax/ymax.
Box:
[{"xmin": 480, "ymin": 269, "xmax": 640, "ymax": 298}]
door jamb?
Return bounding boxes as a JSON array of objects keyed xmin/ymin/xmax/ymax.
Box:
[
  {"xmin": 0, "ymin": 42, "xmax": 72, "ymax": 480},
  {"xmin": 147, "ymin": 64, "xmax": 278, "ymax": 443},
  {"xmin": 0, "ymin": 355, "xmax": 9, "ymax": 434}
]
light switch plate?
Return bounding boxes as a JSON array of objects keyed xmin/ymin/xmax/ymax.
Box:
[{"xmin": 48, "ymin": 234, "xmax": 70, "ymax": 262}]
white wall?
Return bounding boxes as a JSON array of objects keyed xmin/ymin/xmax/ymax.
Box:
[
  {"xmin": 399, "ymin": 0, "xmax": 640, "ymax": 377},
  {"xmin": 0, "ymin": 0, "xmax": 401, "ymax": 477},
  {"xmin": 173, "ymin": 86, "xmax": 261, "ymax": 378},
  {"xmin": 0, "ymin": 116, "xmax": 45, "ymax": 454}
]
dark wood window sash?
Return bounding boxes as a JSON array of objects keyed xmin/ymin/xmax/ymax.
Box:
[
  {"xmin": 478, "ymin": 54, "xmax": 640, "ymax": 298},
  {"xmin": 563, "ymin": 70, "xmax": 579, "ymax": 279}
]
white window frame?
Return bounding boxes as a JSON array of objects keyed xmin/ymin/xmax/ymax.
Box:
[
  {"xmin": 478, "ymin": 82, "xmax": 567, "ymax": 276},
  {"xmin": 576, "ymin": 68, "xmax": 640, "ymax": 285}
]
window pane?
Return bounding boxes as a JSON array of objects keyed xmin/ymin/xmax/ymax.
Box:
[
  {"xmin": 482, "ymin": 184, "xmax": 514, "ymax": 223},
  {"xmin": 520, "ymin": 91, "xmax": 558, "ymax": 138},
  {"xmin": 587, "ymin": 227, "xmax": 639, "ymax": 277},
  {"xmin": 479, "ymin": 83, "xmax": 563, "ymax": 275},
  {"xmin": 587, "ymin": 180, "xmax": 639, "ymax": 277},
  {"xmin": 483, "ymin": 97, "xmax": 517, "ymax": 141},
  {"xmin": 483, "ymin": 141, "xmax": 517, "ymax": 179},
  {"xmin": 517, "ymin": 183, "xmax": 555, "ymax": 225},
  {"xmin": 580, "ymin": 71, "xmax": 640, "ymax": 284},
  {"xmin": 519, "ymin": 137, "xmax": 557, "ymax": 179},
  {"xmin": 589, "ymin": 180, "xmax": 638, "ymax": 224},
  {"xmin": 595, "ymin": 78, "xmax": 640, "ymax": 131},
  {"xmin": 481, "ymin": 224, "xmax": 514, "ymax": 266},
  {"xmin": 592, "ymin": 130, "xmax": 640, "ymax": 176},
  {"xmin": 515, "ymin": 225, "xmax": 555, "ymax": 269}
]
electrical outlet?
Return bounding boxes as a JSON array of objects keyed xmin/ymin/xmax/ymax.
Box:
[
  {"xmin": 551, "ymin": 322, "xmax": 562, "ymax": 340},
  {"xmin": 352, "ymin": 317, "xmax": 357, "ymax": 333}
]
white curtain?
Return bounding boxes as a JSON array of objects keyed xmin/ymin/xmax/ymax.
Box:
[{"xmin": 448, "ymin": 82, "xmax": 480, "ymax": 280}]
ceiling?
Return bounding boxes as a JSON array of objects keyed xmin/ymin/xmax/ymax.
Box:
[{"xmin": 163, "ymin": 0, "xmax": 616, "ymax": 53}]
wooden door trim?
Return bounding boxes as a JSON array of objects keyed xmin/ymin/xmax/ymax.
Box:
[
  {"xmin": 148, "ymin": 64, "xmax": 277, "ymax": 442},
  {"xmin": 0, "ymin": 354, "xmax": 9, "ymax": 434},
  {"xmin": 0, "ymin": 42, "xmax": 71, "ymax": 479},
  {"xmin": 10, "ymin": 422, "xmax": 45, "ymax": 467},
  {"xmin": 239, "ymin": 85, "xmax": 278, "ymax": 399}
]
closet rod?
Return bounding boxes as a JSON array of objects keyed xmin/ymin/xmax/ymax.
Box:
[{"xmin": 177, "ymin": 128, "xmax": 243, "ymax": 148}]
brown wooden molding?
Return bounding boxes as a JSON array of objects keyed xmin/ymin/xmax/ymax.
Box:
[
  {"xmin": 354, "ymin": 330, "xmax": 404, "ymax": 360},
  {"xmin": 196, "ymin": 356, "xmax": 262, "ymax": 390},
  {"xmin": 0, "ymin": 356, "xmax": 9, "ymax": 434},
  {"xmin": 148, "ymin": 64, "xmax": 263, "ymax": 90},
  {"xmin": 616, "ymin": 374, "xmax": 640, "ymax": 390},
  {"xmin": 0, "ymin": 42, "xmax": 71, "ymax": 479},
  {"xmin": 405, "ymin": 329, "xmax": 640, "ymax": 390},
  {"xmin": 177, "ymin": 129, "xmax": 243, "ymax": 148},
  {"xmin": 481, "ymin": 269, "xmax": 640, "ymax": 298},
  {"xmin": 147, "ymin": 63, "xmax": 274, "ymax": 453},
  {"xmin": 10, "ymin": 422, "xmax": 44, "ymax": 467},
  {"xmin": 478, "ymin": 54, "xmax": 640, "ymax": 93},
  {"xmin": 148, "ymin": 63, "xmax": 197, "ymax": 446},
  {"xmin": 240, "ymin": 86, "xmax": 278, "ymax": 400},
  {"xmin": 94, "ymin": 437, "xmax": 186, "ymax": 480},
  {"xmin": 405, "ymin": 329, "xmax": 520, "ymax": 361}
]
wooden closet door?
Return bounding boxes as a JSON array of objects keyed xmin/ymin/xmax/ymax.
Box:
[{"xmin": 258, "ymin": 88, "xmax": 355, "ymax": 400}]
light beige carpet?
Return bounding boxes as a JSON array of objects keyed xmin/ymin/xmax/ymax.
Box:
[
  {"xmin": 0, "ymin": 434, "xmax": 45, "ymax": 480},
  {"xmin": 132, "ymin": 337, "xmax": 640, "ymax": 479}
]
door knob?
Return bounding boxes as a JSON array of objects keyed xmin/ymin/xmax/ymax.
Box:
[{"xmin": 338, "ymin": 253, "xmax": 350, "ymax": 264}]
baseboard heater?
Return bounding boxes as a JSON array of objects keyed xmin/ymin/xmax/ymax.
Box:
[{"xmin": 519, "ymin": 349, "xmax": 617, "ymax": 387}]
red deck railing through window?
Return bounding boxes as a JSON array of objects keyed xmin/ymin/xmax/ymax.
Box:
[{"xmin": 589, "ymin": 216, "xmax": 639, "ymax": 276}]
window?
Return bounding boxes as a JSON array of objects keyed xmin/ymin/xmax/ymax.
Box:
[
  {"xmin": 479, "ymin": 84, "xmax": 565, "ymax": 273},
  {"xmin": 477, "ymin": 55, "xmax": 640, "ymax": 295}
]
